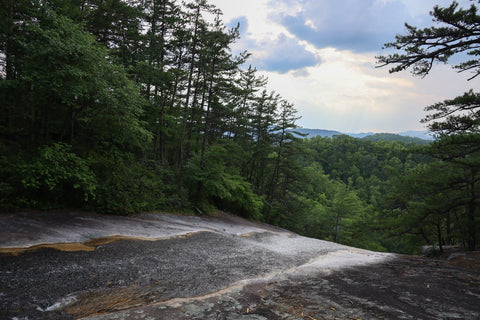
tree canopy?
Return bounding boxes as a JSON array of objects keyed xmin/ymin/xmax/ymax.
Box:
[
  {"xmin": 377, "ymin": 0, "xmax": 480, "ymax": 251},
  {"xmin": 0, "ymin": 0, "xmax": 301, "ymax": 218},
  {"xmin": 377, "ymin": 1, "xmax": 480, "ymax": 80}
]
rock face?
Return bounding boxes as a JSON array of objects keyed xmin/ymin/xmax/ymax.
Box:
[{"xmin": 0, "ymin": 211, "xmax": 479, "ymax": 320}]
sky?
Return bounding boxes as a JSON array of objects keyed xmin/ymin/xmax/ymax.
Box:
[{"xmin": 208, "ymin": 0, "xmax": 480, "ymax": 133}]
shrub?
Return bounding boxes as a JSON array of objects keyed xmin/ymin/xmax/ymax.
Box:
[{"xmin": 15, "ymin": 143, "xmax": 96, "ymax": 209}]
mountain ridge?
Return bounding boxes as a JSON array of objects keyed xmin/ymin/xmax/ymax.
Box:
[{"xmin": 292, "ymin": 128, "xmax": 434, "ymax": 141}]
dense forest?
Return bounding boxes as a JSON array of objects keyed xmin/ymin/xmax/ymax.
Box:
[{"xmin": 1, "ymin": 0, "xmax": 479, "ymax": 254}]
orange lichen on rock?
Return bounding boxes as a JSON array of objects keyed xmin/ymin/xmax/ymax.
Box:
[
  {"xmin": 0, "ymin": 235, "xmax": 150, "ymax": 256},
  {"xmin": 0, "ymin": 232, "xmax": 205, "ymax": 256},
  {"xmin": 0, "ymin": 242, "xmax": 96, "ymax": 256}
]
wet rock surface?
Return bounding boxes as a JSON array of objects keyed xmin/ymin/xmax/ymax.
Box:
[
  {"xmin": 1, "ymin": 211, "xmax": 479, "ymax": 320},
  {"xmin": 83, "ymin": 255, "xmax": 480, "ymax": 320},
  {"xmin": 1, "ymin": 231, "xmax": 335, "ymax": 319}
]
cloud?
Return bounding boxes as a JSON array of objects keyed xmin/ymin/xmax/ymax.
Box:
[
  {"xmin": 227, "ymin": 16, "xmax": 320, "ymax": 73},
  {"xmin": 212, "ymin": 0, "xmax": 480, "ymax": 132},
  {"xmin": 269, "ymin": 0, "xmax": 410, "ymax": 53},
  {"xmin": 250, "ymin": 34, "xmax": 319, "ymax": 73},
  {"xmin": 213, "ymin": 0, "xmax": 284, "ymax": 39},
  {"xmin": 268, "ymin": 0, "xmax": 476, "ymax": 53},
  {"xmin": 258, "ymin": 48, "xmax": 480, "ymax": 132}
]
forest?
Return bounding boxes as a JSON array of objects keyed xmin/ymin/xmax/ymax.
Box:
[{"xmin": 1, "ymin": 0, "xmax": 479, "ymax": 254}]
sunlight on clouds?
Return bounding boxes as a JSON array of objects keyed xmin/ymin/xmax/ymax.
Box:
[
  {"xmin": 213, "ymin": 0, "xmax": 315, "ymax": 73},
  {"xmin": 304, "ymin": 19, "xmax": 318, "ymax": 30},
  {"xmin": 210, "ymin": 0, "xmax": 480, "ymax": 132},
  {"xmin": 247, "ymin": 34, "xmax": 319, "ymax": 73},
  {"xmin": 212, "ymin": 0, "xmax": 287, "ymax": 40},
  {"xmin": 262, "ymin": 48, "xmax": 414, "ymax": 114},
  {"xmin": 257, "ymin": 48, "xmax": 478, "ymax": 132}
]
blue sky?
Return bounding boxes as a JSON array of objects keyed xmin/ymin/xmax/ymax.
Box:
[{"xmin": 210, "ymin": 0, "xmax": 479, "ymax": 132}]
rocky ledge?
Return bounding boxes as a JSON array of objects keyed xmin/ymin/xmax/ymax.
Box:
[{"xmin": 0, "ymin": 211, "xmax": 479, "ymax": 320}]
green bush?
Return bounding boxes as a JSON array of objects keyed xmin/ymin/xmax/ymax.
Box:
[
  {"xmin": 185, "ymin": 145, "xmax": 263, "ymax": 218},
  {"xmin": 87, "ymin": 151, "xmax": 179, "ymax": 215},
  {"xmin": 14, "ymin": 143, "xmax": 96, "ymax": 209}
]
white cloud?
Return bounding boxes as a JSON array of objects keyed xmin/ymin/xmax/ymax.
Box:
[
  {"xmin": 304, "ymin": 19, "xmax": 317, "ymax": 30},
  {"xmin": 259, "ymin": 48, "xmax": 480, "ymax": 132},
  {"xmin": 212, "ymin": 0, "xmax": 286, "ymax": 40},
  {"xmin": 209, "ymin": 0, "xmax": 480, "ymax": 132},
  {"xmin": 248, "ymin": 33, "xmax": 319, "ymax": 73}
]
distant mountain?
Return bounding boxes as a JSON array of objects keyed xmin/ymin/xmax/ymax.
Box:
[
  {"xmin": 290, "ymin": 128, "xmax": 434, "ymax": 142},
  {"xmin": 346, "ymin": 132, "xmax": 375, "ymax": 139},
  {"xmin": 346, "ymin": 130, "xmax": 434, "ymax": 141},
  {"xmin": 360, "ymin": 133, "xmax": 431, "ymax": 145},
  {"xmin": 397, "ymin": 130, "xmax": 434, "ymax": 140},
  {"xmin": 291, "ymin": 128, "xmax": 343, "ymax": 138}
]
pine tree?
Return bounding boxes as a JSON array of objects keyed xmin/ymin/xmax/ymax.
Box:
[
  {"xmin": 264, "ymin": 100, "xmax": 301, "ymax": 223},
  {"xmin": 378, "ymin": 0, "xmax": 480, "ymax": 250}
]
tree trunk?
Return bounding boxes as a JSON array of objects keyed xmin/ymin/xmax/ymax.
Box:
[
  {"xmin": 5, "ymin": 0, "xmax": 15, "ymax": 135},
  {"xmin": 200, "ymin": 59, "xmax": 216, "ymax": 168},
  {"xmin": 467, "ymin": 181, "xmax": 476, "ymax": 251},
  {"xmin": 436, "ymin": 218, "xmax": 443, "ymax": 253},
  {"xmin": 446, "ymin": 212, "xmax": 453, "ymax": 245},
  {"xmin": 334, "ymin": 211, "xmax": 342, "ymax": 243},
  {"xmin": 178, "ymin": 5, "xmax": 200, "ymax": 171}
]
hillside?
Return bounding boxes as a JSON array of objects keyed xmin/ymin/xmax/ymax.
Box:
[
  {"xmin": 361, "ymin": 133, "xmax": 431, "ymax": 145},
  {"xmin": 291, "ymin": 128, "xmax": 343, "ymax": 138},
  {"xmin": 292, "ymin": 128, "xmax": 433, "ymax": 142}
]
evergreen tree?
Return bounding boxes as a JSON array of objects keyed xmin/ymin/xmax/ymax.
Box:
[
  {"xmin": 378, "ymin": 0, "xmax": 480, "ymax": 250},
  {"xmin": 264, "ymin": 100, "xmax": 302, "ymax": 223},
  {"xmin": 177, "ymin": 0, "xmax": 216, "ymax": 172},
  {"xmin": 139, "ymin": 0, "xmax": 183, "ymax": 162},
  {"xmin": 247, "ymin": 90, "xmax": 279, "ymax": 194},
  {"xmin": 82, "ymin": 0, "xmax": 144, "ymax": 67},
  {"xmin": 377, "ymin": 1, "xmax": 480, "ymax": 79}
]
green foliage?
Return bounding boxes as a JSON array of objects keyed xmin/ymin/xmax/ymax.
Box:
[
  {"xmin": 185, "ymin": 144, "xmax": 263, "ymax": 218},
  {"xmin": 377, "ymin": 1, "xmax": 480, "ymax": 79},
  {"xmin": 378, "ymin": 1, "xmax": 480, "ymax": 251},
  {"xmin": 289, "ymin": 135, "xmax": 435, "ymax": 253},
  {"xmin": 0, "ymin": 2, "xmax": 150, "ymax": 152},
  {"xmin": 361, "ymin": 133, "xmax": 430, "ymax": 145},
  {"xmin": 13, "ymin": 143, "xmax": 96, "ymax": 209},
  {"xmin": 87, "ymin": 151, "xmax": 176, "ymax": 215},
  {"xmin": 422, "ymin": 90, "xmax": 480, "ymax": 137},
  {"xmin": 385, "ymin": 161, "xmax": 469, "ymax": 251}
]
